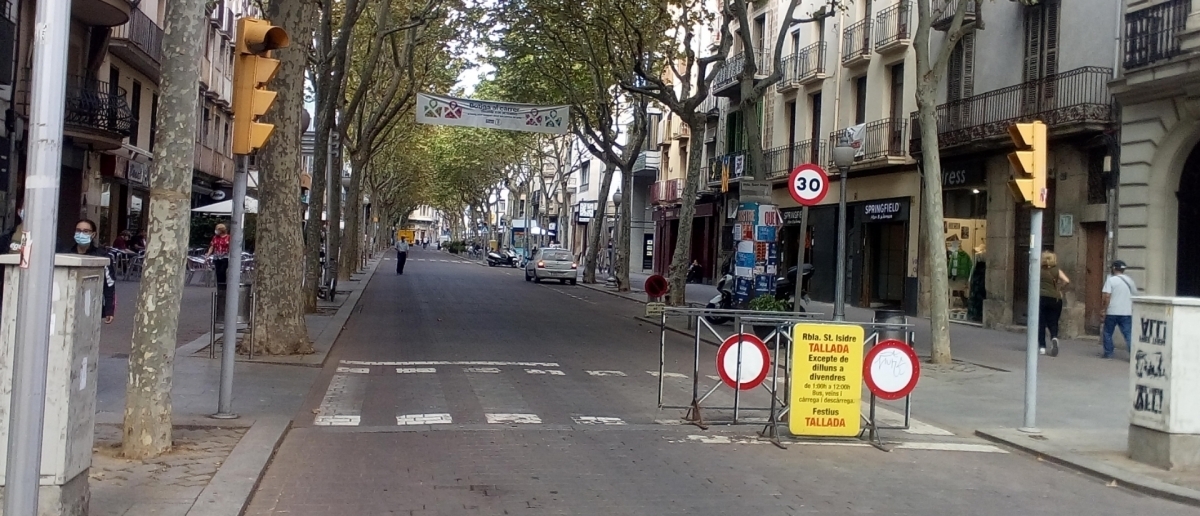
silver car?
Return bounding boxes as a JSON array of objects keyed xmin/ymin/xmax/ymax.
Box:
[{"xmin": 525, "ymin": 248, "xmax": 577, "ymax": 285}]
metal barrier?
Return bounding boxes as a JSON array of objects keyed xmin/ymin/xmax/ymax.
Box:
[
  {"xmin": 654, "ymin": 306, "xmax": 916, "ymax": 449},
  {"xmin": 209, "ymin": 284, "xmax": 257, "ymax": 359}
]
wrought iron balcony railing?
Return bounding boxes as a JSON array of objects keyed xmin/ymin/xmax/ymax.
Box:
[
  {"xmin": 713, "ymin": 50, "xmax": 772, "ymax": 92},
  {"xmin": 706, "ymin": 150, "xmax": 748, "ymax": 184},
  {"xmin": 910, "ymin": 66, "xmax": 1114, "ymax": 151},
  {"xmin": 830, "ymin": 118, "xmax": 908, "ymax": 162},
  {"xmin": 875, "ymin": 1, "xmax": 912, "ymax": 51},
  {"xmin": 778, "ymin": 41, "xmax": 827, "ymax": 91},
  {"xmin": 111, "ymin": 8, "xmax": 163, "ymax": 65},
  {"xmin": 17, "ymin": 74, "xmax": 134, "ymax": 137},
  {"xmin": 766, "ymin": 139, "xmax": 828, "ymax": 179},
  {"xmin": 842, "ymin": 18, "xmax": 872, "ymax": 65},
  {"xmin": 1124, "ymin": 0, "xmax": 1189, "ymax": 70},
  {"xmin": 931, "ymin": 0, "xmax": 976, "ymax": 30}
]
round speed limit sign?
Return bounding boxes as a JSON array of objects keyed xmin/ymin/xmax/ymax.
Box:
[{"xmin": 787, "ymin": 164, "xmax": 830, "ymax": 206}]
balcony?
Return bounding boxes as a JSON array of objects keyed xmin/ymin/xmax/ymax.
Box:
[
  {"xmin": 910, "ymin": 66, "xmax": 1114, "ymax": 154},
  {"xmin": 672, "ymin": 123, "xmax": 691, "ymax": 140},
  {"xmin": 700, "ymin": 94, "xmax": 720, "ymax": 120},
  {"xmin": 713, "ymin": 50, "xmax": 772, "ymax": 97},
  {"xmin": 829, "ymin": 118, "xmax": 908, "ymax": 167},
  {"xmin": 110, "ymin": 9, "xmax": 164, "ymax": 82},
  {"xmin": 651, "ymin": 179, "xmax": 683, "ymax": 204},
  {"xmin": 633, "ymin": 150, "xmax": 661, "ymax": 178},
  {"xmin": 706, "ymin": 150, "xmax": 748, "ymax": 186},
  {"xmin": 842, "ymin": 19, "xmax": 872, "ymax": 67},
  {"xmin": 765, "ymin": 139, "xmax": 827, "ymax": 180},
  {"xmin": 875, "ymin": 1, "xmax": 912, "ymax": 55},
  {"xmin": 1124, "ymin": 0, "xmax": 1189, "ymax": 70},
  {"xmin": 931, "ymin": 0, "xmax": 976, "ymax": 31},
  {"xmin": 73, "ymin": 0, "xmax": 131, "ymax": 27},
  {"xmin": 777, "ymin": 42, "xmax": 828, "ymax": 93},
  {"xmin": 16, "ymin": 75, "xmax": 134, "ymax": 151}
]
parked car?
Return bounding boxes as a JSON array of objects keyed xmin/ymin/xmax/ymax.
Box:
[{"xmin": 525, "ymin": 248, "xmax": 577, "ymax": 285}]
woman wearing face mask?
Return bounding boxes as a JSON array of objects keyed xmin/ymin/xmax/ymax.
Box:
[
  {"xmin": 58, "ymin": 219, "xmax": 116, "ymax": 324},
  {"xmin": 206, "ymin": 223, "xmax": 231, "ymax": 286}
]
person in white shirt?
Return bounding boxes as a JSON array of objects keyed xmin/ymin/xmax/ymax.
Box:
[
  {"xmin": 395, "ymin": 237, "xmax": 410, "ymax": 274},
  {"xmin": 1101, "ymin": 260, "xmax": 1137, "ymax": 358}
]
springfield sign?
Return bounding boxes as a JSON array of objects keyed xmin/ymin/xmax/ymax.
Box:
[{"xmin": 416, "ymin": 92, "xmax": 569, "ymax": 135}]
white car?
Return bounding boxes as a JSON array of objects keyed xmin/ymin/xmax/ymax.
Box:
[{"xmin": 525, "ymin": 248, "xmax": 577, "ymax": 285}]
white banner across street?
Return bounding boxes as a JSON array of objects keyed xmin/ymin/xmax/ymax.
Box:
[{"xmin": 416, "ymin": 92, "xmax": 569, "ymax": 135}]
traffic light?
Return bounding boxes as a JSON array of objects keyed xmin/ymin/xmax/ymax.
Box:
[
  {"xmin": 232, "ymin": 18, "xmax": 290, "ymax": 155},
  {"xmin": 1007, "ymin": 121, "xmax": 1047, "ymax": 209}
]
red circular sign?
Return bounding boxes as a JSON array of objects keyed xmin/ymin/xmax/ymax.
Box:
[
  {"xmin": 862, "ymin": 339, "xmax": 920, "ymax": 400},
  {"xmin": 644, "ymin": 275, "xmax": 669, "ymax": 298},
  {"xmin": 716, "ymin": 334, "xmax": 771, "ymax": 391},
  {"xmin": 787, "ymin": 164, "xmax": 830, "ymax": 206}
]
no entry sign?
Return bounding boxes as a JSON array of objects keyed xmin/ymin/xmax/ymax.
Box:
[
  {"xmin": 863, "ymin": 339, "xmax": 920, "ymax": 400},
  {"xmin": 787, "ymin": 164, "xmax": 830, "ymax": 206},
  {"xmin": 716, "ymin": 334, "xmax": 771, "ymax": 390}
]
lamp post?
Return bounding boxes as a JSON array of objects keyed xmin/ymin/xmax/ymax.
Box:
[
  {"xmin": 606, "ymin": 188, "xmax": 623, "ymax": 287},
  {"xmin": 831, "ymin": 144, "xmax": 857, "ymax": 322}
]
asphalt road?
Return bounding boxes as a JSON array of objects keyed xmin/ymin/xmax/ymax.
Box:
[{"xmin": 244, "ymin": 248, "xmax": 1196, "ymax": 515}]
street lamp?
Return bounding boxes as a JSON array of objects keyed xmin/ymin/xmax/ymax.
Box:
[
  {"xmin": 606, "ymin": 188, "xmax": 623, "ymax": 287},
  {"xmin": 831, "ymin": 144, "xmax": 857, "ymax": 322}
]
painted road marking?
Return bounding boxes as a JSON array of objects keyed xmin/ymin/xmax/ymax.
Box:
[
  {"xmin": 336, "ymin": 367, "xmax": 370, "ymax": 374},
  {"xmin": 313, "ymin": 373, "xmax": 365, "ymax": 426},
  {"xmin": 464, "ymin": 367, "xmax": 501, "ymax": 373},
  {"xmin": 341, "ymin": 360, "xmax": 560, "ymax": 367},
  {"xmin": 486, "ymin": 413, "xmax": 542, "ymax": 424},
  {"xmin": 396, "ymin": 413, "xmax": 453, "ymax": 426},
  {"xmin": 654, "ymin": 419, "xmax": 684, "ymax": 426},
  {"xmin": 573, "ymin": 416, "xmax": 626, "ymax": 425},
  {"xmin": 396, "ymin": 367, "xmax": 437, "ymax": 374},
  {"xmin": 526, "ymin": 369, "xmax": 565, "ymax": 375},
  {"xmin": 869, "ymin": 405, "xmax": 955, "ymax": 436},
  {"xmin": 587, "ymin": 370, "xmax": 627, "ymax": 377},
  {"xmin": 539, "ymin": 285, "xmax": 594, "ymax": 304},
  {"xmin": 647, "ymin": 371, "xmax": 688, "ymax": 379},
  {"xmin": 893, "ymin": 442, "xmax": 1006, "ymax": 453}
]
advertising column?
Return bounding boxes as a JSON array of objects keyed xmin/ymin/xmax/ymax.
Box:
[{"xmin": 732, "ymin": 185, "xmax": 782, "ymax": 305}]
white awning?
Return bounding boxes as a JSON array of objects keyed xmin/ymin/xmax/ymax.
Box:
[{"xmin": 191, "ymin": 197, "xmax": 259, "ymax": 215}]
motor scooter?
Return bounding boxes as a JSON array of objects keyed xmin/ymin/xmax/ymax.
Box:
[
  {"xmin": 704, "ymin": 263, "xmax": 815, "ymax": 324},
  {"xmin": 487, "ymin": 248, "xmax": 520, "ymax": 267}
]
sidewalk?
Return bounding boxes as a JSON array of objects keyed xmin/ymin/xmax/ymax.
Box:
[
  {"xmin": 90, "ymin": 256, "xmax": 383, "ymax": 516},
  {"xmin": 581, "ymin": 274, "xmax": 1200, "ymax": 506}
]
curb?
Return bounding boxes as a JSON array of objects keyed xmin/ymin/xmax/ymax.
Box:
[
  {"xmin": 975, "ymin": 428, "xmax": 1200, "ymax": 508},
  {"xmin": 185, "ymin": 415, "xmax": 292, "ymax": 516}
]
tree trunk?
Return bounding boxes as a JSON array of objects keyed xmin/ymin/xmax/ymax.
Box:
[
  {"xmin": 917, "ymin": 86, "xmax": 952, "ymax": 364},
  {"xmin": 667, "ymin": 119, "xmax": 708, "ymax": 306},
  {"xmin": 340, "ymin": 157, "xmax": 364, "ymax": 279},
  {"xmin": 252, "ymin": 0, "xmax": 315, "ymax": 355},
  {"xmin": 122, "ymin": 0, "xmax": 205, "ymax": 459},
  {"xmin": 583, "ymin": 163, "xmax": 615, "ymax": 283},
  {"xmin": 302, "ymin": 110, "xmax": 330, "ymax": 313},
  {"xmin": 616, "ymin": 165, "xmax": 633, "ymax": 291}
]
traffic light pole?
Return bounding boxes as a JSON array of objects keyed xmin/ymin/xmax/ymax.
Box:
[
  {"xmin": 214, "ymin": 155, "xmax": 250, "ymax": 419},
  {"xmin": 1020, "ymin": 208, "xmax": 1043, "ymax": 433},
  {"xmin": 4, "ymin": 0, "xmax": 71, "ymax": 513}
]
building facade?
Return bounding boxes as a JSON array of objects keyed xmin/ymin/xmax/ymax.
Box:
[
  {"xmin": 647, "ymin": 0, "xmax": 1120, "ymax": 335},
  {"xmin": 1111, "ymin": 0, "xmax": 1200, "ymax": 300}
]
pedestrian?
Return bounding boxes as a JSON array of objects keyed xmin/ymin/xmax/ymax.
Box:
[
  {"xmin": 131, "ymin": 230, "xmax": 148, "ymax": 253},
  {"xmin": 395, "ymin": 236, "xmax": 409, "ymax": 274},
  {"xmin": 1101, "ymin": 260, "xmax": 1137, "ymax": 358},
  {"xmin": 58, "ymin": 219, "xmax": 115, "ymax": 324},
  {"xmin": 206, "ymin": 223, "xmax": 231, "ymax": 286},
  {"xmin": 112, "ymin": 230, "xmax": 131, "ymax": 250},
  {"xmin": 1038, "ymin": 250, "xmax": 1069, "ymax": 357}
]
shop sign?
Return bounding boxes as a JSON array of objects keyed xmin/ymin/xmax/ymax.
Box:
[
  {"xmin": 790, "ymin": 323, "xmax": 864, "ymax": 437},
  {"xmin": 859, "ymin": 199, "xmax": 909, "ymax": 222},
  {"xmin": 941, "ymin": 161, "xmax": 986, "ymax": 189}
]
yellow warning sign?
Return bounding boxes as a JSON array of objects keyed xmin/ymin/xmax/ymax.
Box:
[{"xmin": 789, "ymin": 323, "xmax": 864, "ymax": 437}]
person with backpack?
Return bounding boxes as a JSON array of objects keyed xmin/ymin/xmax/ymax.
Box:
[{"xmin": 1101, "ymin": 260, "xmax": 1137, "ymax": 359}]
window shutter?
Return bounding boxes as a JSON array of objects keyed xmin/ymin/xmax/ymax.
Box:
[
  {"xmin": 961, "ymin": 33, "xmax": 975, "ymax": 98},
  {"xmin": 1042, "ymin": 0, "xmax": 1060, "ymax": 101},
  {"xmin": 947, "ymin": 42, "xmax": 963, "ymax": 103},
  {"xmin": 1021, "ymin": 5, "xmax": 1043, "ymax": 115}
]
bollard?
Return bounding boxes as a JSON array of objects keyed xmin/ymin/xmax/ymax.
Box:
[{"xmin": 872, "ymin": 309, "xmax": 907, "ymax": 342}]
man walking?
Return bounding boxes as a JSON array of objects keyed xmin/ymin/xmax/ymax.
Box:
[
  {"xmin": 1101, "ymin": 260, "xmax": 1137, "ymax": 358},
  {"xmin": 396, "ymin": 236, "xmax": 410, "ymax": 275}
]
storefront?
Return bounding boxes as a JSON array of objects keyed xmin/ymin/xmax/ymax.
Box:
[
  {"xmin": 941, "ymin": 160, "xmax": 988, "ymax": 323},
  {"xmin": 98, "ymin": 153, "xmax": 150, "ymax": 247},
  {"xmin": 652, "ymin": 201, "xmax": 717, "ymax": 282}
]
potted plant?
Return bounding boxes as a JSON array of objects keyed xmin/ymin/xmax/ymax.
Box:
[{"xmin": 747, "ymin": 295, "xmax": 791, "ymax": 340}]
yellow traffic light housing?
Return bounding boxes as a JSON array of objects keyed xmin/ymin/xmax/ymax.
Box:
[
  {"xmin": 232, "ymin": 18, "xmax": 290, "ymax": 155},
  {"xmin": 1007, "ymin": 121, "xmax": 1048, "ymax": 209}
]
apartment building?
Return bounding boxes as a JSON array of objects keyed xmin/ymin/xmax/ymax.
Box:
[
  {"xmin": 649, "ymin": 0, "xmax": 1120, "ymax": 334},
  {"xmin": 1110, "ymin": 0, "xmax": 1200, "ymax": 300}
]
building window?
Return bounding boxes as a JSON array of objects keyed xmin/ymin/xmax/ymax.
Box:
[
  {"xmin": 947, "ymin": 33, "xmax": 976, "ymax": 103},
  {"xmin": 854, "ymin": 75, "xmax": 868, "ymax": 124},
  {"xmin": 149, "ymin": 94, "xmax": 159, "ymax": 152},
  {"xmin": 1087, "ymin": 149, "xmax": 1109, "ymax": 205},
  {"xmin": 202, "ymin": 107, "xmax": 211, "ymax": 146},
  {"xmin": 809, "ymin": 92, "xmax": 822, "ymax": 142},
  {"xmin": 129, "ymin": 80, "xmax": 142, "ymax": 148},
  {"xmin": 580, "ymin": 161, "xmax": 590, "ymax": 192},
  {"xmin": 754, "ymin": 14, "xmax": 767, "ymax": 53},
  {"xmin": 1022, "ymin": 0, "xmax": 1060, "ymax": 112},
  {"xmin": 889, "ymin": 63, "xmax": 904, "ymax": 121}
]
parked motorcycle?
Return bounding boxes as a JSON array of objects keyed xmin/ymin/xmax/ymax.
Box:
[
  {"xmin": 487, "ymin": 248, "xmax": 520, "ymax": 268},
  {"xmin": 704, "ymin": 263, "xmax": 815, "ymax": 325}
]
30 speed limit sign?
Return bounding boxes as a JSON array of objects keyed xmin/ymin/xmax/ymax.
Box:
[{"xmin": 787, "ymin": 164, "xmax": 830, "ymax": 206}]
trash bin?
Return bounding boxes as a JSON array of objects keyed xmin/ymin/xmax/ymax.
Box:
[
  {"xmin": 213, "ymin": 283, "xmax": 253, "ymax": 326},
  {"xmin": 873, "ymin": 309, "xmax": 907, "ymax": 343}
]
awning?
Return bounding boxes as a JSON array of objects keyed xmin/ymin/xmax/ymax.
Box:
[{"xmin": 192, "ymin": 197, "xmax": 259, "ymax": 215}]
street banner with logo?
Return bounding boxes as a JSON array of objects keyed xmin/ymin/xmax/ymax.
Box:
[
  {"xmin": 416, "ymin": 92, "xmax": 569, "ymax": 135},
  {"xmin": 841, "ymin": 123, "xmax": 866, "ymax": 158}
]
